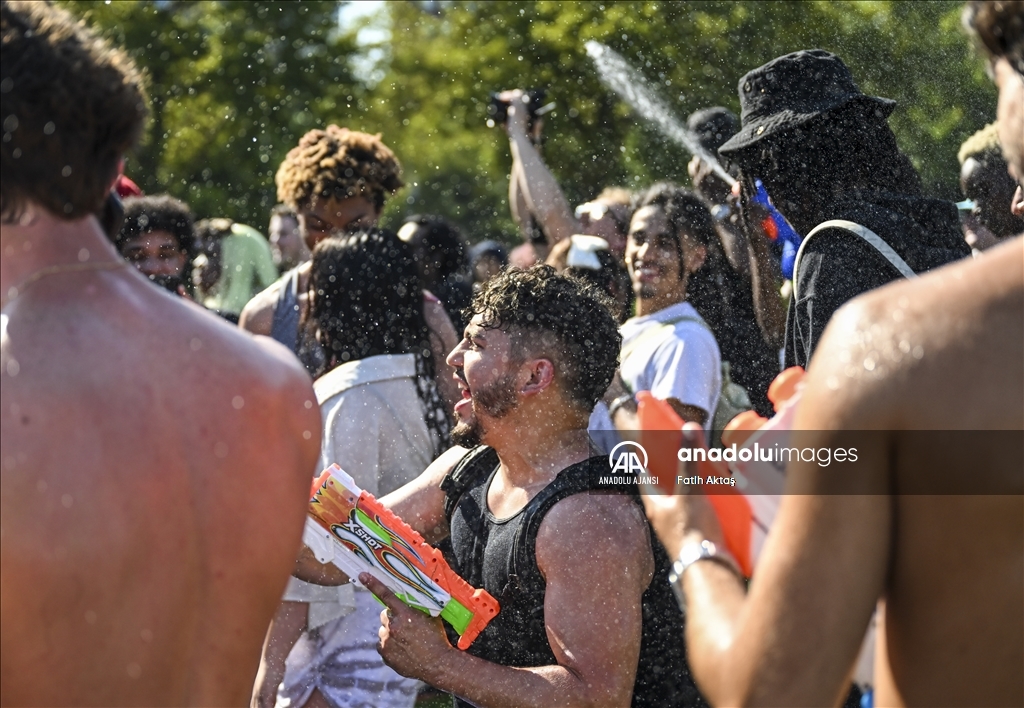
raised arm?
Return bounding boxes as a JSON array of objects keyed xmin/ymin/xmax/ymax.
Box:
[
  {"xmin": 501, "ymin": 90, "xmax": 579, "ymax": 246},
  {"xmin": 509, "ymin": 145, "xmax": 532, "ymax": 237},
  {"xmin": 367, "ymin": 492, "xmax": 653, "ymax": 708}
]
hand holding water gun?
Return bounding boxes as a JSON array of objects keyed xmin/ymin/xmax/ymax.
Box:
[
  {"xmin": 636, "ymin": 367, "xmax": 805, "ymax": 578},
  {"xmin": 302, "ymin": 464, "xmax": 500, "ymax": 650},
  {"xmin": 751, "ymin": 179, "xmax": 803, "ymax": 280}
]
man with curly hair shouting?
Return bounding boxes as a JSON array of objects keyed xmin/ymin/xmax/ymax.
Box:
[
  {"xmin": 240, "ymin": 127, "xmax": 460, "ymax": 407},
  {"xmin": 295, "ymin": 266, "xmax": 707, "ymax": 707}
]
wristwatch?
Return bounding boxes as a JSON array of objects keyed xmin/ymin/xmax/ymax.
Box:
[{"xmin": 668, "ymin": 539, "xmax": 742, "ymax": 613}]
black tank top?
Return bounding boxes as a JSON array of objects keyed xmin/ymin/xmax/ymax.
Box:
[{"xmin": 442, "ymin": 447, "xmax": 708, "ymax": 708}]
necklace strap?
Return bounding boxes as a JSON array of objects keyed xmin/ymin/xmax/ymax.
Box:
[{"xmin": 3, "ymin": 261, "xmax": 127, "ymax": 308}]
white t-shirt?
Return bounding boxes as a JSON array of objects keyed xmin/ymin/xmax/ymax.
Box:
[{"xmin": 619, "ymin": 301, "xmax": 721, "ymax": 429}]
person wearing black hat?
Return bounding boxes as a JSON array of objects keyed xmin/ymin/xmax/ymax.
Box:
[
  {"xmin": 685, "ymin": 107, "xmax": 785, "ymax": 417},
  {"xmin": 718, "ymin": 49, "xmax": 971, "ymax": 369}
]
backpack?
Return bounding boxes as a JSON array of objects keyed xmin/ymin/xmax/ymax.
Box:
[{"xmin": 792, "ymin": 219, "xmax": 918, "ymax": 297}]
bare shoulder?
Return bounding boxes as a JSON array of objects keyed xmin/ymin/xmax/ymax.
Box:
[
  {"xmin": 805, "ymin": 238, "xmax": 1024, "ymax": 430},
  {"xmin": 238, "ymin": 275, "xmax": 285, "ymax": 335},
  {"xmin": 536, "ymin": 491, "xmax": 653, "ymax": 579},
  {"xmin": 401, "ymin": 444, "xmax": 474, "ymax": 491},
  {"xmin": 179, "ymin": 301, "xmax": 320, "ymax": 437}
]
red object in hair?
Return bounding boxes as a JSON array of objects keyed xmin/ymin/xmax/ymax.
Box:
[{"xmin": 115, "ymin": 174, "xmax": 142, "ymax": 198}]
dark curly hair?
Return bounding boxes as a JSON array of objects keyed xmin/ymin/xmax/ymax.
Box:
[
  {"xmin": 276, "ymin": 125, "xmax": 403, "ymax": 212},
  {"xmin": 965, "ymin": 0, "xmax": 1024, "ymax": 76},
  {"xmin": 117, "ymin": 195, "xmax": 196, "ymax": 263},
  {"xmin": 307, "ymin": 229, "xmax": 450, "ymax": 451},
  {"xmin": 1, "ymin": 0, "xmax": 147, "ymax": 222},
  {"xmin": 467, "ymin": 265, "xmax": 621, "ymax": 412}
]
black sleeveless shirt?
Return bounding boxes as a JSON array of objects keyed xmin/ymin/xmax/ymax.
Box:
[{"xmin": 441, "ymin": 447, "xmax": 708, "ymax": 707}]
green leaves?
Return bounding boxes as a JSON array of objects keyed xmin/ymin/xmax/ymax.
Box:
[
  {"xmin": 63, "ymin": 0, "xmax": 362, "ymax": 231},
  {"xmin": 62, "ymin": 1, "xmax": 994, "ymax": 241}
]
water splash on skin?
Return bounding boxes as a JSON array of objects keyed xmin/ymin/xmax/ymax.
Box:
[{"xmin": 585, "ymin": 41, "xmax": 738, "ymax": 188}]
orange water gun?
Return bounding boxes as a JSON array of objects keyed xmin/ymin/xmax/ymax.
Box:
[
  {"xmin": 302, "ymin": 464, "xmax": 500, "ymax": 650},
  {"xmin": 636, "ymin": 367, "xmax": 805, "ymax": 577}
]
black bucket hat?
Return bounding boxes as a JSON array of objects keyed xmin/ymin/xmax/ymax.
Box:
[{"xmin": 718, "ymin": 49, "xmax": 896, "ymax": 155}]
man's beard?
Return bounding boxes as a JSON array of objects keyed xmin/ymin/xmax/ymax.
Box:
[{"xmin": 450, "ymin": 371, "xmax": 519, "ymax": 448}]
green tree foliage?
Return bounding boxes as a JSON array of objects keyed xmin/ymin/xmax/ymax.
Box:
[
  {"xmin": 61, "ymin": 1, "xmax": 993, "ymax": 242},
  {"xmin": 61, "ymin": 0, "xmax": 362, "ymax": 231},
  {"xmin": 369, "ymin": 0, "xmax": 994, "ymax": 243}
]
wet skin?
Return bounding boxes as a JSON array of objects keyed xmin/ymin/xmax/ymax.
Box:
[{"xmin": 1, "ymin": 209, "xmax": 321, "ymax": 705}]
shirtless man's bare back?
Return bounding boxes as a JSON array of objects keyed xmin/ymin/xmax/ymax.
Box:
[{"xmin": 0, "ymin": 4, "xmax": 321, "ymax": 704}]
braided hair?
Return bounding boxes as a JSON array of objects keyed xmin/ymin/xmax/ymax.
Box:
[{"xmin": 307, "ymin": 228, "xmax": 450, "ymax": 453}]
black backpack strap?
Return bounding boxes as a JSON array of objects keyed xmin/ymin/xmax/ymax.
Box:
[
  {"xmin": 509, "ymin": 457, "xmax": 614, "ymax": 583},
  {"xmin": 440, "ymin": 446, "xmax": 500, "ymax": 524}
]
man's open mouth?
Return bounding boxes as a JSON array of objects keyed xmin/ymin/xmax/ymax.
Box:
[{"xmin": 454, "ymin": 370, "xmax": 473, "ymax": 413}]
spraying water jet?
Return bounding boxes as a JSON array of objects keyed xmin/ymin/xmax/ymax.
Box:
[{"xmin": 584, "ymin": 40, "xmax": 738, "ymax": 188}]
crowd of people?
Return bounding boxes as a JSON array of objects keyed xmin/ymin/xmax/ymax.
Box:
[{"xmin": 1, "ymin": 1, "xmax": 1022, "ymax": 707}]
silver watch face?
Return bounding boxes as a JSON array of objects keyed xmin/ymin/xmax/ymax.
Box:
[{"xmin": 678, "ymin": 539, "xmax": 715, "ymax": 567}]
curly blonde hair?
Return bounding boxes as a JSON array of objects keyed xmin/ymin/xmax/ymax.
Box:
[
  {"xmin": 957, "ymin": 122, "xmax": 1003, "ymax": 166},
  {"xmin": 275, "ymin": 125, "xmax": 403, "ymax": 212}
]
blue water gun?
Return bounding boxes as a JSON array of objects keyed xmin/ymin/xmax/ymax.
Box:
[{"xmin": 752, "ymin": 179, "xmax": 803, "ymax": 280}]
